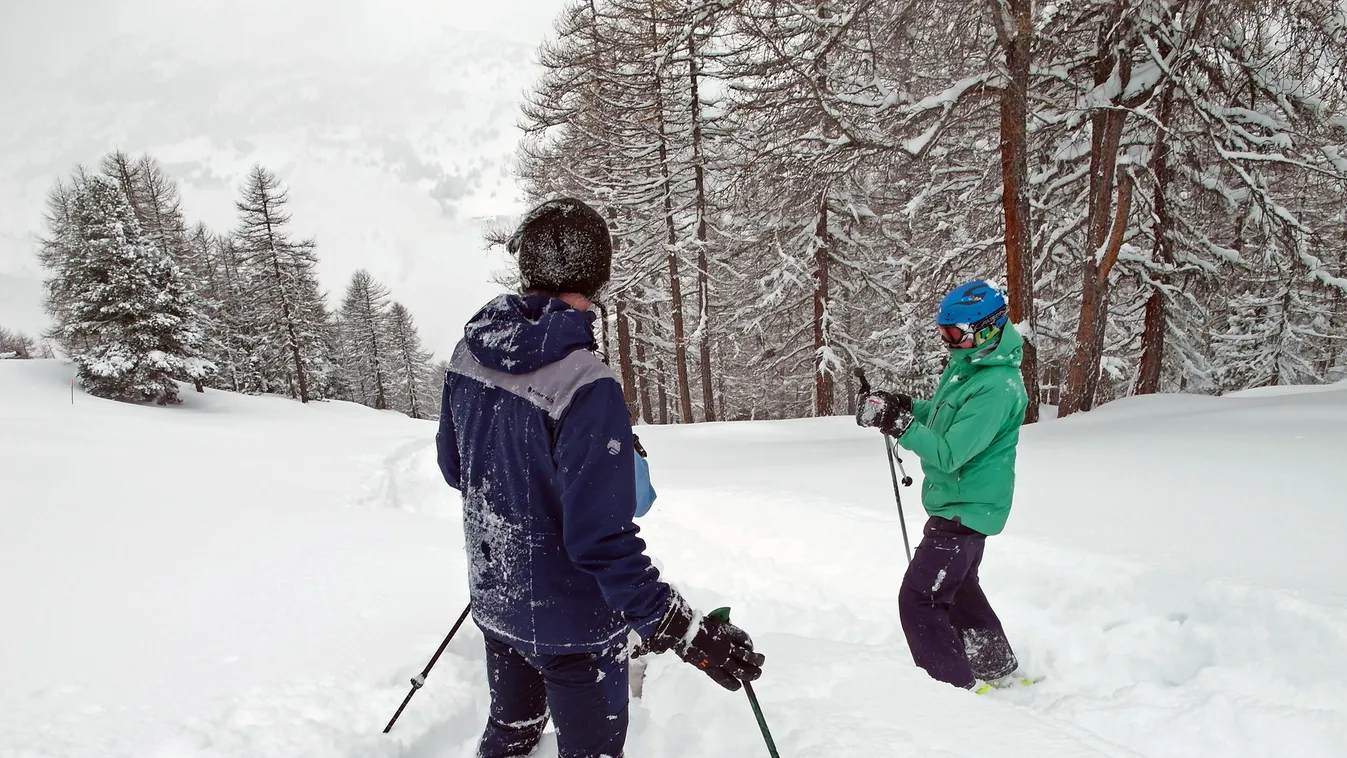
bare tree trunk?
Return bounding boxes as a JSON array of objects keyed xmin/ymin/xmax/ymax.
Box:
[
  {"xmin": 656, "ymin": 355, "xmax": 670, "ymax": 424},
  {"xmin": 270, "ymin": 252, "xmax": 310, "ymax": 404},
  {"xmin": 717, "ymin": 370, "xmax": 727, "ymax": 421},
  {"xmin": 993, "ymin": 0, "xmax": 1040, "ymax": 422},
  {"xmin": 813, "ymin": 194, "xmax": 834, "ymax": 416},
  {"xmin": 259, "ymin": 190, "xmax": 310, "ymax": 403},
  {"xmin": 633, "ymin": 305, "xmax": 654, "ymax": 423},
  {"xmin": 1059, "ymin": 13, "xmax": 1131, "ymax": 417},
  {"xmin": 649, "ymin": 15, "xmax": 695, "ymax": 423},
  {"xmin": 1063, "ymin": 170, "xmax": 1135, "ymax": 414},
  {"xmin": 811, "ymin": 1, "xmax": 835, "ymax": 418},
  {"xmin": 599, "ymin": 302, "xmax": 612, "ymax": 363},
  {"xmin": 1136, "ymin": 85, "xmax": 1178, "ymax": 396},
  {"xmin": 616, "ymin": 300, "xmax": 639, "ymax": 423},
  {"xmin": 363, "ymin": 287, "xmax": 388, "ymax": 410},
  {"xmin": 689, "ymin": 27, "xmax": 716, "ymax": 422}
]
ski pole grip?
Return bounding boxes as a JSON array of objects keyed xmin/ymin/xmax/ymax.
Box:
[{"xmin": 852, "ymin": 367, "xmax": 871, "ymax": 395}]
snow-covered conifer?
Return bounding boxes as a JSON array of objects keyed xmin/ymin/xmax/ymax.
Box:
[
  {"xmin": 42, "ymin": 175, "xmax": 212, "ymax": 403},
  {"xmin": 231, "ymin": 165, "xmax": 332, "ymax": 403},
  {"xmin": 336, "ymin": 270, "xmax": 396, "ymax": 410},
  {"xmin": 386, "ymin": 302, "xmax": 436, "ymax": 420}
]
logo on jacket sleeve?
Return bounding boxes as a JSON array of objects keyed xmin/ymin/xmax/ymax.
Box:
[{"xmin": 607, "ymin": 439, "xmax": 621, "ymax": 456}]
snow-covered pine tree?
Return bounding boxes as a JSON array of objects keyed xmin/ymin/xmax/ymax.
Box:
[
  {"xmin": 179, "ymin": 223, "xmax": 267, "ymax": 393},
  {"xmin": 102, "ymin": 153, "xmax": 189, "ymax": 263},
  {"xmin": 336, "ymin": 269, "xmax": 396, "ymax": 410},
  {"xmin": 101, "ymin": 151, "xmax": 146, "ymax": 221},
  {"xmin": 115, "ymin": 155, "xmax": 217, "ymax": 391},
  {"xmin": 386, "ymin": 302, "xmax": 436, "ymax": 419},
  {"xmin": 38, "ymin": 171, "xmax": 91, "ymax": 341},
  {"xmin": 214, "ymin": 233, "xmax": 271, "ymax": 394},
  {"xmin": 1208, "ymin": 252, "xmax": 1334, "ymax": 394},
  {"xmin": 515, "ymin": 0, "xmax": 1347, "ymax": 420},
  {"xmin": 430, "ymin": 359, "xmax": 452, "ymax": 418},
  {"xmin": 0, "ymin": 326, "xmax": 37, "ymax": 359},
  {"xmin": 718, "ymin": 0, "xmax": 910, "ymax": 417},
  {"xmin": 518, "ymin": 0, "xmax": 733, "ymax": 423},
  {"xmin": 232, "ymin": 165, "xmax": 332, "ymax": 403},
  {"xmin": 42, "ymin": 174, "xmax": 212, "ymax": 403}
]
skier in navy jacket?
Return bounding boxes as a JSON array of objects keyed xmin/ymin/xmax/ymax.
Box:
[{"xmin": 437, "ymin": 198, "xmax": 764, "ymax": 758}]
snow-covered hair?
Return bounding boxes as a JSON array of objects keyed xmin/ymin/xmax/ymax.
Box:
[{"xmin": 509, "ymin": 198, "xmax": 612, "ymax": 300}]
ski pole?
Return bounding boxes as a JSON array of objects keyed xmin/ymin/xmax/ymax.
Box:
[
  {"xmin": 853, "ymin": 367, "xmax": 914, "ymax": 564},
  {"xmin": 742, "ymin": 681, "xmax": 781, "ymax": 758},
  {"xmin": 384, "ymin": 602, "xmax": 472, "ymax": 734},
  {"xmin": 885, "ymin": 436, "xmax": 913, "ymax": 564},
  {"xmin": 709, "ymin": 607, "xmax": 780, "ymax": 758}
]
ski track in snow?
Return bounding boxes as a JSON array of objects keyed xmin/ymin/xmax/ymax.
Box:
[{"xmin": 2, "ymin": 361, "xmax": 1345, "ymax": 758}]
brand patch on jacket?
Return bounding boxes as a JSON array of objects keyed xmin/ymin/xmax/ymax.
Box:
[{"xmin": 607, "ymin": 439, "xmax": 621, "ymax": 456}]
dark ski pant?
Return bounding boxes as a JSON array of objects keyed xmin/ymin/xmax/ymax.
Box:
[
  {"xmin": 477, "ymin": 633, "xmax": 629, "ymax": 758},
  {"xmin": 898, "ymin": 516, "xmax": 1017, "ymax": 689}
]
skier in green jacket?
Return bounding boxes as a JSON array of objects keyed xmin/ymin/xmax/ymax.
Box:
[{"xmin": 857, "ymin": 280, "xmax": 1028, "ymax": 691}]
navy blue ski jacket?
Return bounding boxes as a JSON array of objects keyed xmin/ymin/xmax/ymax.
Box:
[{"xmin": 437, "ymin": 294, "xmax": 672, "ymax": 654}]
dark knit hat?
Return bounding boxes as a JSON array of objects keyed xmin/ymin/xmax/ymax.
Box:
[{"xmin": 509, "ymin": 198, "xmax": 613, "ymax": 300}]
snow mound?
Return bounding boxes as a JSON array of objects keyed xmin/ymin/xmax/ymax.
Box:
[
  {"xmin": 1224, "ymin": 379, "xmax": 1347, "ymax": 399},
  {"xmin": 2, "ymin": 360, "xmax": 1345, "ymax": 758}
]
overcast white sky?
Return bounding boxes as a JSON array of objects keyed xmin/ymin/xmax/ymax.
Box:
[
  {"xmin": 0, "ymin": 0, "xmax": 569, "ymax": 356},
  {"xmin": 0, "ymin": 0, "xmax": 565, "ymax": 71}
]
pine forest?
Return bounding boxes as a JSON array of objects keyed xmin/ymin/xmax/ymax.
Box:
[
  {"xmin": 25, "ymin": 0, "xmax": 1347, "ymax": 425},
  {"xmin": 34, "ymin": 155, "xmax": 440, "ymax": 417},
  {"xmin": 515, "ymin": 0, "xmax": 1347, "ymax": 423}
]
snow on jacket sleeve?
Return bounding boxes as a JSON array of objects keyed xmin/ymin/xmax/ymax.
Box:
[
  {"xmin": 899, "ymin": 383, "xmax": 1016, "ymax": 474},
  {"xmin": 435, "ymin": 377, "xmax": 461, "ymax": 490},
  {"xmin": 554, "ymin": 378, "xmax": 671, "ymax": 638}
]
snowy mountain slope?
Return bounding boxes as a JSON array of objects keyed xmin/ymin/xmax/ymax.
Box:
[
  {"xmin": 1, "ymin": 360, "xmax": 1344, "ymax": 758},
  {"xmin": 0, "ymin": 0, "xmax": 567, "ymax": 355}
]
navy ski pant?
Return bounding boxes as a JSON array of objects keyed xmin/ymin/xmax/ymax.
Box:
[
  {"xmin": 898, "ymin": 516, "xmax": 1017, "ymax": 689},
  {"xmin": 477, "ymin": 633, "xmax": 629, "ymax": 758}
]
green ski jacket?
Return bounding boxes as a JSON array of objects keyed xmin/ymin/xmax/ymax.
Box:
[{"xmin": 899, "ymin": 326, "xmax": 1028, "ymax": 536}]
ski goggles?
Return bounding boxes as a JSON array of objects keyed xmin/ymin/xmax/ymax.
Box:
[
  {"xmin": 938, "ymin": 324, "xmax": 977, "ymax": 349},
  {"xmin": 938, "ymin": 307, "xmax": 1008, "ymax": 350}
]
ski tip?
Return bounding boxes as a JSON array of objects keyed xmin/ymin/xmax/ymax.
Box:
[{"xmin": 975, "ymin": 674, "xmax": 1045, "ymax": 693}]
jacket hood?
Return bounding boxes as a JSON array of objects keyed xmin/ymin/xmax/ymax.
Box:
[
  {"xmin": 953, "ymin": 322, "xmax": 1024, "ymax": 369},
  {"xmin": 464, "ymin": 294, "xmax": 597, "ymax": 375}
]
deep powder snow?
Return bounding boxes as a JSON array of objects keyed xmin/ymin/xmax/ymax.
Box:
[{"xmin": 1, "ymin": 360, "xmax": 1345, "ymax": 758}]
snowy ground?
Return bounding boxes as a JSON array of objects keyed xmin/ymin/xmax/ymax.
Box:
[{"xmin": 2, "ymin": 360, "xmax": 1345, "ymax": 758}]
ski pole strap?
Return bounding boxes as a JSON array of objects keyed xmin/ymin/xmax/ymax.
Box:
[{"xmin": 887, "ymin": 438, "xmax": 914, "ymax": 487}]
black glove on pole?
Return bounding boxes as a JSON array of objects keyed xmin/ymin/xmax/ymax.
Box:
[
  {"xmin": 854, "ymin": 368, "xmax": 914, "ymax": 564},
  {"xmin": 645, "ymin": 592, "xmax": 765, "ymax": 691},
  {"xmin": 384, "ymin": 602, "xmax": 472, "ymax": 734}
]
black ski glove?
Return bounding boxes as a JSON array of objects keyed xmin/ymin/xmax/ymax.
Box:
[
  {"xmin": 856, "ymin": 391, "xmax": 914, "ymax": 437},
  {"xmin": 644, "ymin": 592, "xmax": 765, "ymax": 691},
  {"xmin": 633, "ymin": 434, "xmax": 648, "ymax": 459}
]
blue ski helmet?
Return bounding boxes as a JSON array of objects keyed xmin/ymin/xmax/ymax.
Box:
[{"xmin": 936, "ymin": 281, "xmax": 1010, "ymax": 349}]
